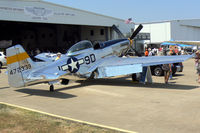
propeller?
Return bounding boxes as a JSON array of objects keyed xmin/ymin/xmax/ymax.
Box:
[
  {"xmin": 130, "ymin": 24, "xmax": 143, "ymax": 40},
  {"xmin": 112, "ymin": 25, "xmax": 125, "ymax": 39},
  {"xmin": 112, "ymin": 24, "xmax": 143, "ymax": 56},
  {"xmin": 112, "ymin": 24, "xmax": 143, "ymax": 40},
  {"xmin": 124, "ymin": 24, "xmax": 143, "ymax": 56}
]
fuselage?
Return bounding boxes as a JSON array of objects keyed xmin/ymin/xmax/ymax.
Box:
[{"xmin": 63, "ymin": 39, "xmax": 131, "ymax": 78}]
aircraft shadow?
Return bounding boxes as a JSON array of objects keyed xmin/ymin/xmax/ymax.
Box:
[
  {"xmin": 16, "ymin": 88, "xmax": 76, "ymax": 99},
  {"xmin": 56, "ymin": 83, "xmax": 89, "ymax": 92},
  {"xmin": 58, "ymin": 77, "xmax": 198, "ymax": 91},
  {"xmin": 0, "ymin": 86, "xmax": 9, "ymax": 89},
  {"xmin": 1, "ymin": 66, "xmax": 7, "ymax": 69},
  {"xmin": 173, "ymin": 73, "xmax": 184, "ymax": 77}
]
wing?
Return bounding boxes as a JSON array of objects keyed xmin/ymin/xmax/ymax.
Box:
[{"xmin": 94, "ymin": 55, "xmax": 192, "ymax": 78}]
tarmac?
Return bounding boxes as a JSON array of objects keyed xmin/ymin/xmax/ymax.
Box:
[{"xmin": 0, "ymin": 58, "xmax": 200, "ymax": 133}]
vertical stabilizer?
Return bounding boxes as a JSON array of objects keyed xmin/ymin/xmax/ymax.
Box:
[{"xmin": 6, "ymin": 45, "xmax": 34, "ymax": 87}]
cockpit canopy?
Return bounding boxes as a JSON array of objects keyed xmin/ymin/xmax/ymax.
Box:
[
  {"xmin": 67, "ymin": 40, "xmax": 93, "ymax": 56},
  {"xmin": 66, "ymin": 39, "xmax": 129, "ymax": 56}
]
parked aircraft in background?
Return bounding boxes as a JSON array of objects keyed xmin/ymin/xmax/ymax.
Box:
[{"xmin": 6, "ymin": 25, "xmax": 193, "ymax": 91}]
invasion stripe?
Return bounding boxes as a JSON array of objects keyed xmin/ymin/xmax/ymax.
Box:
[{"xmin": 7, "ymin": 52, "xmax": 29, "ymax": 64}]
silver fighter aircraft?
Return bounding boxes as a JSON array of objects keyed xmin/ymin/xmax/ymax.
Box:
[{"xmin": 6, "ymin": 25, "xmax": 192, "ymax": 91}]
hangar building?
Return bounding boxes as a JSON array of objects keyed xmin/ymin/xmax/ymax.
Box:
[
  {"xmin": 136, "ymin": 19, "xmax": 200, "ymax": 49},
  {"xmin": 0, "ymin": 0, "xmax": 133, "ymax": 53}
]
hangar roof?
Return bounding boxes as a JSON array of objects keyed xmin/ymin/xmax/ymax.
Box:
[{"xmin": 0, "ymin": 0, "xmax": 130, "ymax": 27}]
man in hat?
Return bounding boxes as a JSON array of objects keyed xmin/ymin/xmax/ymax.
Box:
[{"xmin": 55, "ymin": 52, "xmax": 61, "ymax": 61}]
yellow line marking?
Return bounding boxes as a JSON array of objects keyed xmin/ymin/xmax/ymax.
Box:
[
  {"xmin": 7, "ymin": 52, "xmax": 29, "ymax": 64},
  {"xmin": 0, "ymin": 102, "xmax": 137, "ymax": 133}
]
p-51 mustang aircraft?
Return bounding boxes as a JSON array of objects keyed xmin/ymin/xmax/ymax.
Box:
[{"xmin": 6, "ymin": 25, "xmax": 192, "ymax": 91}]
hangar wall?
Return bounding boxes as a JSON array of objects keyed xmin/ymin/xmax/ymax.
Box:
[
  {"xmin": 0, "ymin": 21, "xmax": 110, "ymax": 52},
  {"xmin": 0, "ymin": 0, "xmax": 132, "ymax": 33},
  {"xmin": 0, "ymin": 0, "xmax": 133, "ymax": 53},
  {"xmin": 137, "ymin": 22, "xmax": 171, "ymax": 43},
  {"xmin": 171, "ymin": 19, "xmax": 200, "ymax": 41},
  {"xmin": 80, "ymin": 26, "xmax": 109, "ymax": 42},
  {"xmin": 137, "ymin": 19, "xmax": 200, "ymax": 44},
  {"xmin": 0, "ymin": 0, "xmax": 120, "ymax": 26}
]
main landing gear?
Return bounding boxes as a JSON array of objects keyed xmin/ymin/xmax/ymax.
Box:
[
  {"xmin": 50, "ymin": 85, "xmax": 54, "ymax": 92},
  {"xmin": 131, "ymin": 73, "xmax": 139, "ymax": 82},
  {"xmin": 49, "ymin": 79, "xmax": 69, "ymax": 92}
]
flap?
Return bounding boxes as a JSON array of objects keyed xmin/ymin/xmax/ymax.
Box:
[{"xmin": 97, "ymin": 64, "xmax": 142, "ymax": 78}]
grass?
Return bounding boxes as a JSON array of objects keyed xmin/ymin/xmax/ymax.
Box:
[{"xmin": 0, "ymin": 104, "xmax": 124, "ymax": 133}]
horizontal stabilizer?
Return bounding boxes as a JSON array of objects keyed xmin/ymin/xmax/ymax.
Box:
[{"xmin": 34, "ymin": 53, "xmax": 57, "ymax": 62}]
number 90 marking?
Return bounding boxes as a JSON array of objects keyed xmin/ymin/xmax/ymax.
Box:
[{"xmin": 85, "ymin": 54, "xmax": 96, "ymax": 64}]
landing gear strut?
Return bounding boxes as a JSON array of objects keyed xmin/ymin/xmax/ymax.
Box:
[{"xmin": 50, "ymin": 85, "xmax": 54, "ymax": 92}]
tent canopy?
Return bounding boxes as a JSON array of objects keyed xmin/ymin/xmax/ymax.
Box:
[{"xmin": 161, "ymin": 42, "xmax": 193, "ymax": 47}]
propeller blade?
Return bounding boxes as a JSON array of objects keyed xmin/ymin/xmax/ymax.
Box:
[
  {"xmin": 112, "ymin": 25, "xmax": 125, "ymax": 39},
  {"xmin": 130, "ymin": 24, "xmax": 143, "ymax": 40}
]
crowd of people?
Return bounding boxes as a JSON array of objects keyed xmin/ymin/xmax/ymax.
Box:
[
  {"xmin": 144, "ymin": 45, "xmax": 192, "ymax": 84},
  {"xmin": 144, "ymin": 45, "xmax": 187, "ymax": 57}
]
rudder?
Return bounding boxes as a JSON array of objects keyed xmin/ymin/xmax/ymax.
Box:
[{"xmin": 6, "ymin": 45, "xmax": 34, "ymax": 87}]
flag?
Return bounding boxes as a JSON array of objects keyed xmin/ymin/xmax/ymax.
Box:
[{"xmin": 125, "ymin": 18, "xmax": 132, "ymax": 24}]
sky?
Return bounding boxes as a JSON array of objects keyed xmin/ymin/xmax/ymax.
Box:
[{"xmin": 44, "ymin": 0, "xmax": 199, "ymax": 23}]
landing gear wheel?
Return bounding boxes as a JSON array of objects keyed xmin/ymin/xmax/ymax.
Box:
[
  {"xmin": 50, "ymin": 85, "xmax": 54, "ymax": 92},
  {"xmin": 132, "ymin": 74, "xmax": 139, "ymax": 82},
  {"xmin": 132, "ymin": 74, "xmax": 137, "ymax": 81},
  {"xmin": 154, "ymin": 66, "xmax": 163, "ymax": 76}
]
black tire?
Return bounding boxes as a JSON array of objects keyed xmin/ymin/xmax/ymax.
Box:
[
  {"xmin": 50, "ymin": 85, "xmax": 54, "ymax": 92},
  {"xmin": 153, "ymin": 66, "xmax": 163, "ymax": 76},
  {"xmin": 0, "ymin": 62, "xmax": 2, "ymax": 69},
  {"xmin": 61, "ymin": 79, "xmax": 69, "ymax": 85},
  {"xmin": 132, "ymin": 74, "xmax": 138, "ymax": 81},
  {"xmin": 172, "ymin": 66, "xmax": 177, "ymax": 76}
]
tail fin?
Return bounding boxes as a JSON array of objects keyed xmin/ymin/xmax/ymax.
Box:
[{"xmin": 6, "ymin": 45, "xmax": 34, "ymax": 87}]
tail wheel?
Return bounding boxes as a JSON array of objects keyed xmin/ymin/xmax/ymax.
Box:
[{"xmin": 50, "ymin": 85, "xmax": 54, "ymax": 92}]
